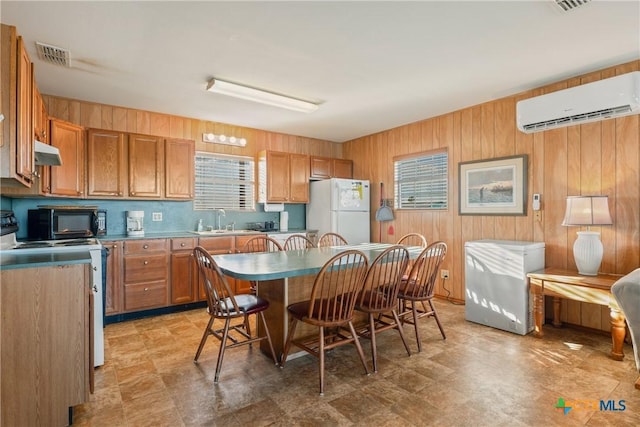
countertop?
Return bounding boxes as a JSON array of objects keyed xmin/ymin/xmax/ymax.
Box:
[
  {"xmin": 98, "ymin": 229, "xmax": 316, "ymax": 241},
  {"xmin": 0, "ymin": 252, "xmax": 93, "ymax": 269}
]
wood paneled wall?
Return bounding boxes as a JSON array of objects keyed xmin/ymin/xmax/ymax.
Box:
[
  {"xmin": 42, "ymin": 95, "xmax": 342, "ymax": 159},
  {"xmin": 343, "ymin": 60, "xmax": 640, "ymax": 332}
]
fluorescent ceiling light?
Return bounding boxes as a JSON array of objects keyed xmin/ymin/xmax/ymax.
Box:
[{"xmin": 206, "ymin": 78, "xmax": 319, "ymax": 113}]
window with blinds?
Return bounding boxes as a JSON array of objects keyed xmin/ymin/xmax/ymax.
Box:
[
  {"xmin": 394, "ymin": 149, "xmax": 448, "ymax": 210},
  {"xmin": 194, "ymin": 152, "xmax": 255, "ymax": 211}
]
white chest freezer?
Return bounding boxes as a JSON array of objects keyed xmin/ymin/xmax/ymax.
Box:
[{"xmin": 464, "ymin": 240, "xmax": 545, "ymax": 335}]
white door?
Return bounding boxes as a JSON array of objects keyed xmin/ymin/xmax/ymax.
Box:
[{"xmin": 333, "ymin": 211, "xmax": 370, "ymax": 244}]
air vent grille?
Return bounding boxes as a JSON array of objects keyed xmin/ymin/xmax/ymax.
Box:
[
  {"xmin": 35, "ymin": 42, "xmax": 70, "ymax": 67},
  {"xmin": 554, "ymin": 0, "xmax": 591, "ymax": 12},
  {"xmin": 523, "ymin": 105, "xmax": 632, "ymax": 132}
]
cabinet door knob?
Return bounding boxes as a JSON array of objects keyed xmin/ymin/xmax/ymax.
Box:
[
  {"xmin": 180, "ymin": 243, "xmax": 186, "ymax": 247},
  {"xmin": 144, "ymin": 287, "xmax": 149, "ymax": 291},
  {"xmin": 144, "ymin": 260, "xmax": 149, "ymax": 265},
  {"xmin": 112, "ymin": 244, "xmax": 118, "ymax": 248},
  {"xmin": 143, "ymin": 244, "xmax": 149, "ymax": 249}
]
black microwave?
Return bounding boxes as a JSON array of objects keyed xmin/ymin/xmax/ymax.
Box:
[{"xmin": 28, "ymin": 207, "xmax": 107, "ymax": 240}]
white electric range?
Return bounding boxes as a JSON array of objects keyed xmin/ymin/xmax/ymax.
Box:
[{"xmin": 0, "ymin": 212, "xmax": 105, "ymax": 367}]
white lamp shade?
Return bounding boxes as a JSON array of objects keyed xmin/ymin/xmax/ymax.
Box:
[{"xmin": 562, "ymin": 196, "xmax": 612, "ymax": 226}]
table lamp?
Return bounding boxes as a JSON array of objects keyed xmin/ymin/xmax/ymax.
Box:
[{"xmin": 561, "ymin": 195, "xmax": 613, "ymax": 276}]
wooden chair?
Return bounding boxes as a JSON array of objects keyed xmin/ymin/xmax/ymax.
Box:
[
  {"xmin": 239, "ymin": 235, "xmax": 284, "ymax": 253},
  {"xmin": 280, "ymin": 250, "xmax": 369, "ymax": 395},
  {"xmin": 396, "ymin": 232, "xmax": 427, "ymax": 248},
  {"xmin": 283, "ymin": 234, "xmax": 315, "ymax": 250},
  {"xmin": 397, "ymin": 241, "xmax": 448, "ymax": 352},
  {"xmin": 239, "ymin": 235, "xmax": 283, "ymax": 293},
  {"xmin": 317, "ymin": 232, "xmax": 348, "ymax": 247},
  {"xmin": 192, "ymin": 246, "xmax": 278, "ymax": 382},
  {"xmin": 355, "ymin": 245, "xmax": 411, "ymax": 373},
  {"xmin": 396, "ymin": 233, "xmax": 427, "ymax": 279}
]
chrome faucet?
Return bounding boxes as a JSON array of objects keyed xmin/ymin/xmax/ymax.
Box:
[{"xmin": 215, "ymin": 209, "xmax": 226, "ymax": 230}]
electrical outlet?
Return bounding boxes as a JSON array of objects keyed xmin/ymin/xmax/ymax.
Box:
[
  {"xmin": 441, "ymin": 269, "xmax": 449, "ymax": 279},
  {"xmin": 152, "ymin": 212, "xmax": 162, "ymax": 222}
]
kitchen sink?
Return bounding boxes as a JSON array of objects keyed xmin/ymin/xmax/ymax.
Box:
[{"xmin": 190, "ymin": 230, "xmax": 256, "ymax": 235}]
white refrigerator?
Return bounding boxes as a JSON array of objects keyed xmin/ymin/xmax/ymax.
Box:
[
  {"xmin": 464, "ymin": 240, "xmax": 545, "ymax": 335},
  {"xmin": 306, "ymin": 178, "xmax": 370, "ymax": 244}
]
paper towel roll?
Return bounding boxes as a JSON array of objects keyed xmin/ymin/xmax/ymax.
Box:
[{"xmin": 280, "ymin": 211, "xmax": 289, "ymax": 231}]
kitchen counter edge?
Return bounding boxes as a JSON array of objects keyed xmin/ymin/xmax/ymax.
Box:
[{"xmin": 99, "ymin": 229, "xmax": 317, "ymax": 241}]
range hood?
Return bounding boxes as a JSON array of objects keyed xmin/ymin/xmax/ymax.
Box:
[{"xmin": 34, "ymin": 140, "xmax": 62, "ymax": 166}]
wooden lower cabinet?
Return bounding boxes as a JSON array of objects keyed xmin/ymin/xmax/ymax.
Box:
[
  {"xmin": 170, "ymin": 237, "xmax": 197, "ymax": 304},
  {"xmin": 234, "ymin": 235, "xmax": 258, "ymax": 295},
  {"xmin": 122, "ymin": 239, "xmax": 169, "ymax": 312},
  {"xmin": 198, "ymin": 236, "xmax": 236, "ymax": 296},
  {"xmin": 104, "ymin": 235, "xmax": 245, "ymax": 317},
  {"xmin": 1, "ymin": 263, "xmax": 90, "ymax": 426},
  {"xmin": 104, "ymin": 240, "xmax": 123, "ymax": 315}
]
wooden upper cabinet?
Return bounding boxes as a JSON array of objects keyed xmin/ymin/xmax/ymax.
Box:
[
  {"xmin": 32, "ymin": 86, "xmax": 47, "ymax": 143},
  {"xmin": 289, "ymin": 153, "xmax": 310, "ymax": 202},
  {"xmin": 128, "ymin": 133, "xmax": 164, "ymax": 198},
  {"xmin": 16, "ymin": 36, "xmax": 34, "ymax": 184},
  {"xmin": 309, "ymin": 156, "xmax": 353, "ymax": 180},
  {"xmin": 259, "ymin": 150, "xmax": 309, "ymax": 203},
  {"xmin": 310, "ymin": 156, "xmax": 331, "ymax": 179},
  {"xmin": 87, "ymin": 129, "xmax": 127, "ymax": 197},
  {"xmin": 265, "ymin": 151, "xmax": 291, "ymax": 202},
  {"xmin": 49, "ymin": 119, "xmax": 85, "ymax": 197},
  {"xmin": 1, "ymin": 24, "xmax": 34, "ymax": 187},
  {"xmin": 332, "ymin": 158, "xmax": 353, "ymax": 179},
  {"xmin": 164, "ymin": 138, "xmax": 194, "ymax": 200}
]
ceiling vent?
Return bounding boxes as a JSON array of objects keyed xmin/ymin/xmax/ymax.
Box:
[
  {"xmin": 35, "ymin": 42, "xmax": 71, "ymax": 67},
  {"xmin": 554, "ymin": 0, "xmax": 591, "ymax": 12}
]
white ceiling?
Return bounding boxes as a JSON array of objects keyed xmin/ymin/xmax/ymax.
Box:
[{"xmin": 2, "ymin": 1, "xmax": 639, "ymax": 143}]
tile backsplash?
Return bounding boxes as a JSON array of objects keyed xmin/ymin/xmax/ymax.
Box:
[{"xmin": 5, "ymin": 197, "xmax": 306, "ymax": 238}]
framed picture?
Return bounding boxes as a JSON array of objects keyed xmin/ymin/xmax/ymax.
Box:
[{"xmin": 458, "ymin": 154, "xmax": 528, "ymax": 216}]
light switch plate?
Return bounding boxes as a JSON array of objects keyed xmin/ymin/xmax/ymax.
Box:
[{"xmin": 152, "ymin": 212, "xmax": 162, "ymax": 221}]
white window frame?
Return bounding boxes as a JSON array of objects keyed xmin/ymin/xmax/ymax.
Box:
[
  {"xmin": 394, "ymin": 149, "xmax": 448, "ymax": 210},
  {"xmin": 194, "ymin": 152, "xmax": 255, "ymax": 211}
]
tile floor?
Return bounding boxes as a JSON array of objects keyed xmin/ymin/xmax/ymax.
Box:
[{"xmin": 74, "ymin": 299, "xmax": 640, "ymax": 426}]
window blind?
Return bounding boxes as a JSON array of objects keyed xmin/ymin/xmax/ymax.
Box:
[
  {"xmin": 394, "ymin": 150, "xmax": 448, "ymax": 210},
  {"xmin": 194, "ymin": 152, "xmax": 255, "ymax": 211}
]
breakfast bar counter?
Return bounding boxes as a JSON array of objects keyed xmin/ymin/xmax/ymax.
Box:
[{"xmin": 213, "ymin": 243, "xmax": 423, "ymax": 357}]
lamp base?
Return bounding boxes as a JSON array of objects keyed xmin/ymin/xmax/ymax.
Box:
[{"xmin": 573, "ymin": 231, "xmax": 603, "ymax": 276}]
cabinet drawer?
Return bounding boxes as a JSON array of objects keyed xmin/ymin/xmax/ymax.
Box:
[
  {"xmin": 124, "ymin": 239, "xmax": 168, "ymax": 254},
  {"xmin": 124, "ymin": 254, "xmax": 168, "ymax": 282},
  {"xmin": 171, "ymin": 237, "xmax": 196, "ymax": 251},
  {"xmin": 198, "ymin": 236, "xmax": 235, "ymax": 252},
  {"xmin": 124, "ymin": 280, "xmax": 167, "ymax": 311}
]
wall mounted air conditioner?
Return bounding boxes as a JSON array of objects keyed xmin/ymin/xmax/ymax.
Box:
[{"xmin": 516, "ymin": 71, "xmax": 640, "ymax": 133}]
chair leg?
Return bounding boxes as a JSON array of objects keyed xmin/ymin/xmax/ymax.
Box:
[
  {"xmin": 259, "ymin": 311, "xmax": 278, "ymax": 366},
  {"xmin": 214, "ymin": 318, "xmax": 231, "ymax": 383},
  {"xmin": 429, "ymin": 300, "xmax": 446, "ymax": 339},
  {"xmin": 412, "ymin": 303, "xmax": 422, "ymax": 352},
  {"xmin": 244, "ymin": 313, "xmax": 252, "ymax": 347},
  {"xmin": 348, "ymin": 321, "xmax": 370, "ymax": 377},
  {"xmin": 194, "ymin": 315, "xmax": 215, "ymax": 362},
  {"xmin": 280, "ymin": 317, "xmax": 298, "ymax": 367},
  {"xmin": 368, "ymin": 313, "xmax": 378, "ymax": 373},
  {"xmin": 391, "ymin": 309, "xmax": 411, "ymax": 357},
  {"xmin": 319, "ymin": 326, "xmax": 325, "ymax": 396}
]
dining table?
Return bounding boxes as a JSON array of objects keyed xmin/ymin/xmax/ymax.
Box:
[{"xmin": 212, "ymin": 242, "xmax": 424, "ymax": 358}]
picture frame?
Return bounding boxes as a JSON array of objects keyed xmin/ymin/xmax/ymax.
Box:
[{"xmin": 458, "ymin": 154, "xmax": 528, "ymax": 216}]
